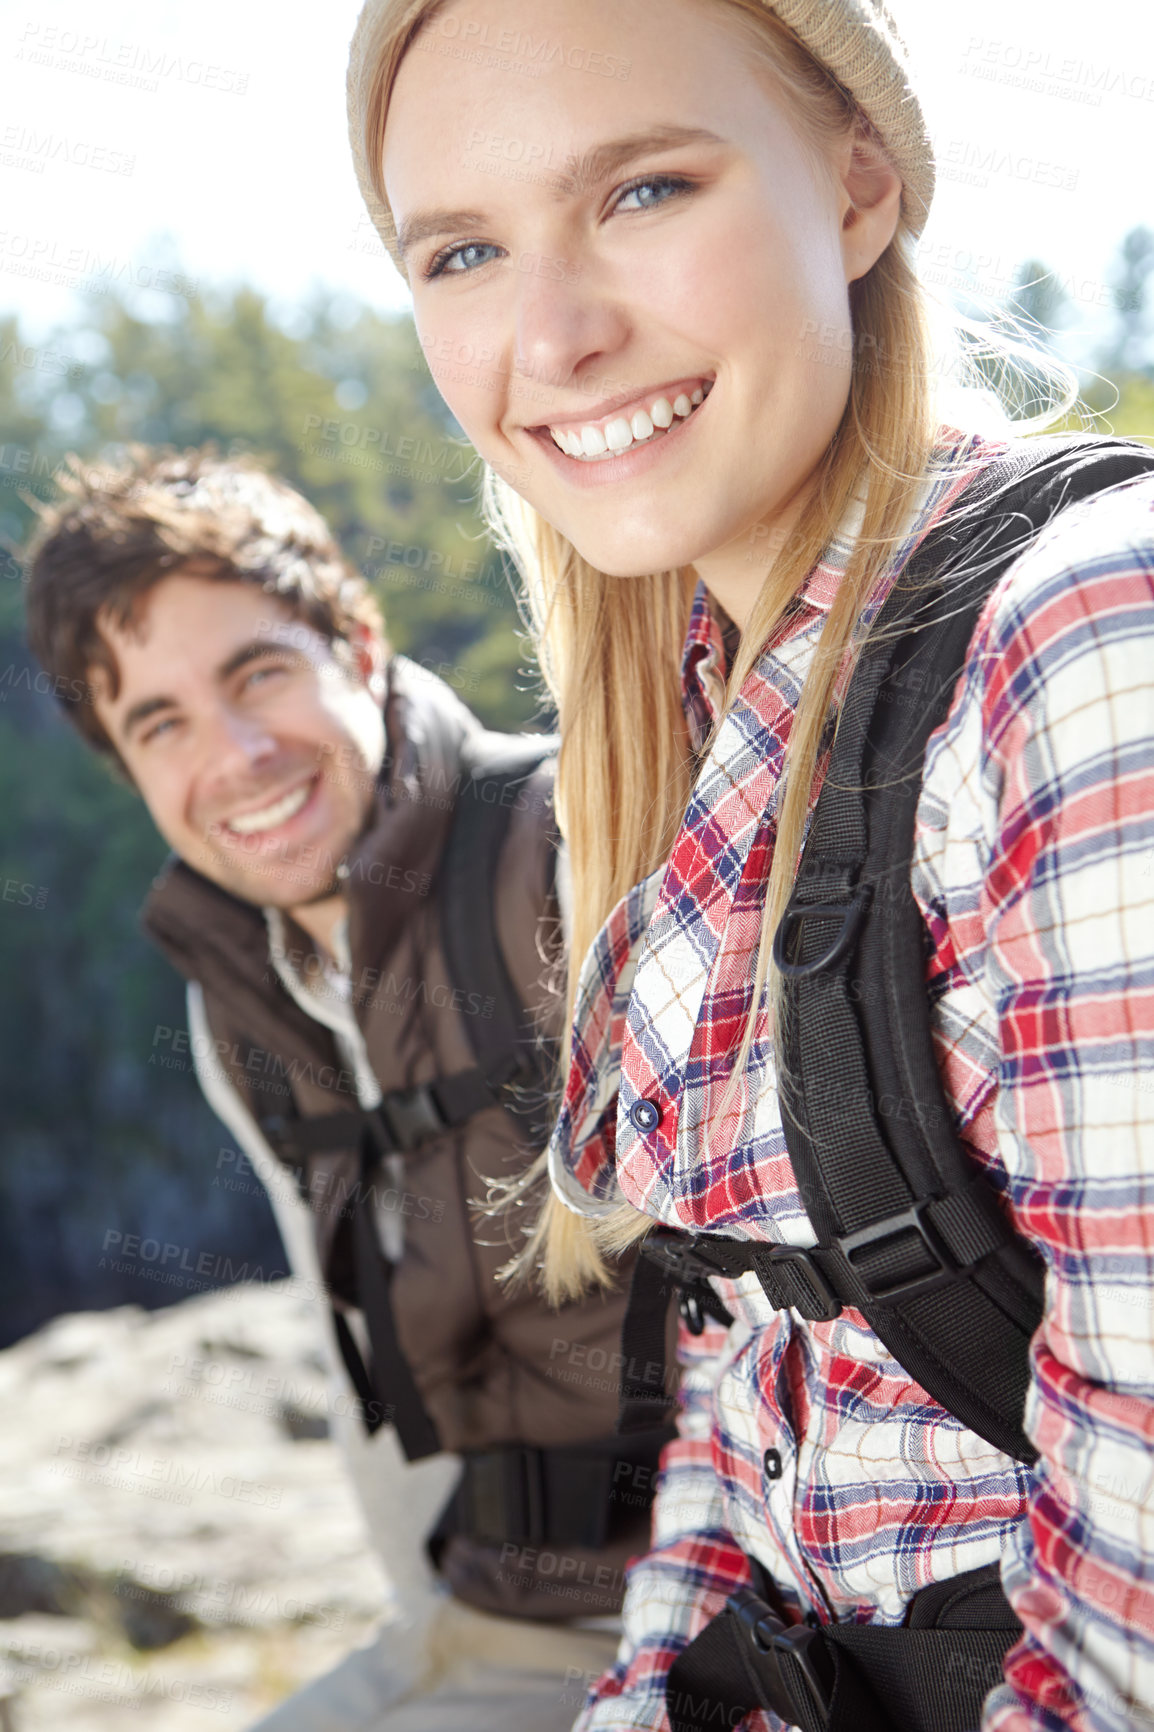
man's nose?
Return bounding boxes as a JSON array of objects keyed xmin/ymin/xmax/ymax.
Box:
[{"xmin": 203, "ymin": 705, "xmax": 279, "ymax": 777}]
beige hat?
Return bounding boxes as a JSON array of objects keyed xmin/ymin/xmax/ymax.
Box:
[{"xmin": 347, "ymin": 0, "xmax": 934, "ymax": 269}]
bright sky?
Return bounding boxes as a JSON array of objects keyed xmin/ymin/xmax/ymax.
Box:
[{"xmin": 0, "ymin": 0, "xmax": 1151, "ymax": 360}]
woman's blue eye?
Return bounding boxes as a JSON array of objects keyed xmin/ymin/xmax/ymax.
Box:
[
  {"xmin": 426, "ymin": 240, "xmax": 502, "ymax": 280},
  {"xmin": 613, "ymin": 174, "xmax": 693, "ymax": 214}
]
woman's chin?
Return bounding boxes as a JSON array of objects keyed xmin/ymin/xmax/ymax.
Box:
[{"xmin": 564, "ymin": 529, "xmax": 699, "ymax": 580}]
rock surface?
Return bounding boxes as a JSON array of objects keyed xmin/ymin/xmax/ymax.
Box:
[{"xmin": 0, "ymin": 1280, "xmax": 390, "ymax": 1729}]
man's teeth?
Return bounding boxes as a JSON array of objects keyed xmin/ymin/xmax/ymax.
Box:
[
  {"xmin": 227, "ymin": 781, "xmax": 311, "ymax": 835},
  {"xmin": 550, "ymin": 384, "xmax": 709, "ymax": 461}
]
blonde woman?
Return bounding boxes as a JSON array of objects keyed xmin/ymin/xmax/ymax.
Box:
[{"xmin": 347, "ymin": 2, "xmax": 1154, "ymax": 1728}]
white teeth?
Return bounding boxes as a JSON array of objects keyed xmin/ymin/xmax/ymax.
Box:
[
  {"xmin": 547, "ymin": 382, "xmax": 711, "ymax": 461},
  {"xmin": 228, "ymin": 780, "xmax": 311, "ymax": 835}
]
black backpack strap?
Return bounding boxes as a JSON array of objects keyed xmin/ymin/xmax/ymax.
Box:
[
  {"xmin": 615, "ymin": 440, "xmax": 1154, "ymax": 1459},
  {"xmin": 263, "ymin": 1090, "xmax": 511, "ymax": 1454},
  {"xmin": 769, "ymin": 435, "xmax": 1154, "ymax": 1462},
  {"xmin": 667, "ymin": 1561, "xmax": 1021, "ymax": 1732},
  {"xmin": 617, "ymin": 1234, "xmax": 733, "ymax": 1435},
  {"xmin": 428, "ymin": 1425, "xmax": 673, "ymax": 1557},
  {"xmin": 438, "ymin": 732, "xmax": 561, "ymax": 1132},
  {"xmin": 257, "ymin": 733, "xmax": 562, "ymax": 1460}
]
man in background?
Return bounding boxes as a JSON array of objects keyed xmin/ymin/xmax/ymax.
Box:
[{"xmin": 25, "ymin": 449, "xmax": 667, "ymax": 1731}]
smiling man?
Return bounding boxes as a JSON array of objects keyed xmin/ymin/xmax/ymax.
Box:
[{"xmin": 24, "ymin": 449, "xmax": 665, "ymax": 1732}]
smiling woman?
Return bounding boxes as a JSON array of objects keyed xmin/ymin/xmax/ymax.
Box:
[
  {"xmin": 346, "ymin": 5, "xmax": 1154, "ymax": 1732},
  {"xmin": 349, "ymin": 0, "xmax": 943, "ymax": 1253}
]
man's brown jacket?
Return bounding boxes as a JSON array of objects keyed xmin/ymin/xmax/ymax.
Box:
[{"xmin": 142, "ymin": 658, "xmax": 661, "ymax": 1621}]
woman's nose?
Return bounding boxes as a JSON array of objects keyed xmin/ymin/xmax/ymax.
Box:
[{"xmin": 511, "ymin": 254, "xmax": 628, "ymax": 392}]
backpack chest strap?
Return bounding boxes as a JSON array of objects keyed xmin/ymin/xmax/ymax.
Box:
[{"xmin": 260, "ymin": 1058, "xmax": 533, "ymax": 1171}]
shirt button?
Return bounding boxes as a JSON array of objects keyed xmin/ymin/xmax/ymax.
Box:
[
  {"xmin": 763, "ymin": 1447, "xmax": 783, "ymax": 1482},
  {"xmin": 628, "ymin": 1098, "xmax": 661, "ymax": 1133}
]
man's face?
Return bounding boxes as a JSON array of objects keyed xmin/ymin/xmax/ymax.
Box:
[{"xmin": 92, "ymin": 571, "xmax": 386, "ymax": 911}]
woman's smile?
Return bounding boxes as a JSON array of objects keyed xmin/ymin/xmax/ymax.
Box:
[{"xmin": 526, "ymin": 376, "xmax": 715, "ymax": 484}]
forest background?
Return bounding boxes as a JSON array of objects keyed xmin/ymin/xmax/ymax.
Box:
[{"xmin": 0, "ymin": 232, "xmax": 1152, "ymax": 1345}]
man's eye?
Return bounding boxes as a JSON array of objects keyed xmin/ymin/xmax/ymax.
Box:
[
  {"xmin": 141, "ymin": 716, "xmax": 180, "ymax": 745},
  {"xmin": 243, "ymin": 661, "xmax": 289, "ymax": 689},
  {"xmin": 424, "ymin": 240, "xmax": 503, "ymax": 281},
  {"xmin": 611, "ymin": 173, "xmax": 694, "ymax": 215}
]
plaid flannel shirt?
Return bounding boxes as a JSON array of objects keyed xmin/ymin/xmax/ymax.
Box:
[{"xmin": 548, "ymin": 431, "xmax": 1154, "ymax": 1732}]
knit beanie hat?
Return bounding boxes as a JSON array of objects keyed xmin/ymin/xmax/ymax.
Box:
[{"xmin": 347, "ymin": 0, "xmax": 934, "ymax": 270}]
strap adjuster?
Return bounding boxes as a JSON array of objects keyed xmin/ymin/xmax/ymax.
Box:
[
  {"xmin": 772, "ymin": 883, "xmax": 872, "ymax": 979},
  {"xmin": 640, "ymin": 1232, "xmax": 842, "ymax": 1325},
  {"xmin": 726, "ymin": 1588, "xmax": 833, "ymax": 1727},
  {"xmin": 838, "ymin": 1201, "xmax": 957, "ymax": 1302},
  {"xmin": 378, "ymin": 1084, "xmax": 448, "ymax": 1152},
  {"xmin": 751, "ymin": 1246, "xmax": 841, "ymax": 1323},
  {"xmin": 462, "ymin": 1445, "xmax": 547, "ymax": 1546}
]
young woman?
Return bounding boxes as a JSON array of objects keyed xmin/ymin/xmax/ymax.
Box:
[{"xmin": 347, "ymin": 2, "xmax": 1154, "ymax": 1728}]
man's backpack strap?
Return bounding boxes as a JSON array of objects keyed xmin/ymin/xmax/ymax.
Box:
[
  {"xmin": 428, "ymin": 1425, "xmax": 673, "ymax": 1559},
  {"xmin": 258, "ymin": 732, "xmax": 562, "ymax": 1460},
  {"xmin": 667, "ymin": 1559, "xmax": 1022, "ymax": 1732},
  {"xmin": 262, "ymin": 1059, "xmax": 549, "ymax": 1455},
  {"xmin": 438, "ymin": 731, "xmax": 561, "ymax": 1130}
]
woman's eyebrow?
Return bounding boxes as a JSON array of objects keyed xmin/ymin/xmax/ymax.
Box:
[{"xmin": 396, "ymin": 124, "xmax": 724, "ymax": 259}]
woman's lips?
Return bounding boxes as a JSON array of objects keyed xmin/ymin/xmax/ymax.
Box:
[
  {"xmin": 529, "ymin": 379, "xmax": 713, "ymax": 484},
  {"xmin": 536, "ymin": 376, "xmax": 714, "ymax": 460}
]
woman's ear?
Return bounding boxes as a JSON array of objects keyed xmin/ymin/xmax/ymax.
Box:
[{"xmin": 836, "ymin": 129, "xmax": 903, "ymax": 284}]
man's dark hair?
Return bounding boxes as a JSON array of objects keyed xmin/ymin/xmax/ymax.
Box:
[{"xmin": 25, "ymin": 445, "xmax": 387, "ymax": 760}]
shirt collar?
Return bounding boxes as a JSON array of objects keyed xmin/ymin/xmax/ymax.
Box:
[{"xmin": 677, "ymin": 430, "xmax": 986, "ymax": 736}]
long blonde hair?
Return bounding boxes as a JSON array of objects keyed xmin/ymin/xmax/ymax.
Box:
[{"xmin": 356, "ymin": 0, "xmax": 1063, "ymax": 1299}]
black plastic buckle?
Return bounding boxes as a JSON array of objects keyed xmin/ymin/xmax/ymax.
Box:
[
  {"xmin": 378, "ymin": 1085, "xmax": 447, "ymax": 1152},
  {"xmin": 839, "ymin": 1201, "xmax": 957, "ymax": 1302},
  {"xmin": 726, "ymin": 1588, "xmax": 833, "ymax": 1728},
  {"xmin": 754, "ymin": 1247, "xmax": 841, "ymax": 1323},
  {"xmin": 641, "ymin": 1231, "xmax": 729, "ymax": 1288},
  {"xmin": 772, "ymin": 883, "xmax": 872, "ymax": 979}
]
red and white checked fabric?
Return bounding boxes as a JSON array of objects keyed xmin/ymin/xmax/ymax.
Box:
[{"xmin": 548, "ymin": 431, "xmax": 1154, "ymax": 1732}]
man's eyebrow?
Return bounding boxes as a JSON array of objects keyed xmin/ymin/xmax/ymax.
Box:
[
  {"xmin": 217, "ymin": 638, "xmax": 301, "ymax": 681},
  {"xmin": 121, "ymin": 694, "xmax": 177, "ymax": 742},
  {"xmin": 118, "ymin": 640, "xmax": 300, "ymax": 742},
  {"xmin": 396, "ymin": 125, "xmax": 724, "ymax": 259}
]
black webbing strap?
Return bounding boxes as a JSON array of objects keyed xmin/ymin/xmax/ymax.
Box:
[
  {"xmin": 432, "ymin": 1425, "xmax": 673, "ymax": 1553},
  {"xmin": 616, "ymin": 440, "xmax": 1154, "ymax": 1459},
  {"xmin": 262, "ymin": 1105, "xmax": 451, "ymax": 1454},
  {"xmin": 771, "ymin": 435, "xmax": 1154, "ymax": 1463},
  {"xmin": 438, "ymin": 733, "xmax": 560, "ymax": 1130},
  {"xmin": 258, "ymin": 736, "xmax": 562, "ymax": 1458},
  {"xmin": 617, "ymin": 1250, "xmax": 681, "ymax": 1433},
  {"xmin": 260, "ymin": 1063, "xmax": 504, "ymax": 1171},
  {"xmin": 349, "ymin": 1129, "xmax": 440, "ymax": 1456},
  {"xmin": 667, "ymin": 1562, "xmax": 1022, "ymax": 1732}
]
